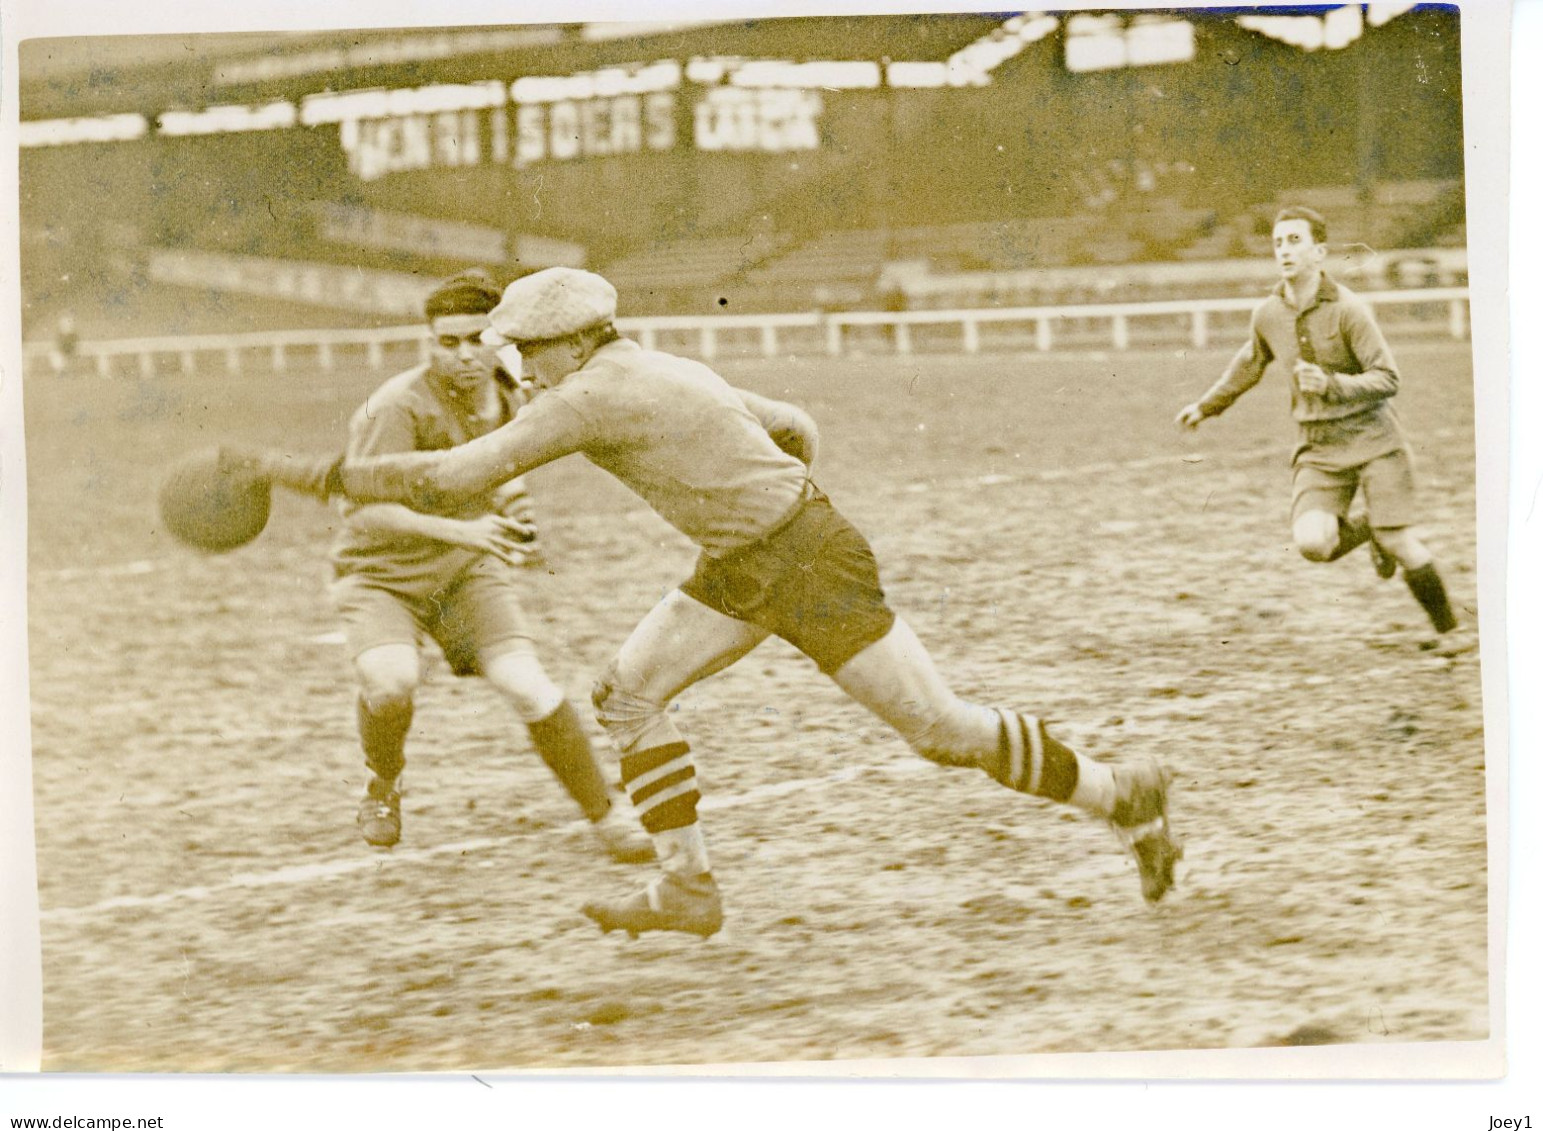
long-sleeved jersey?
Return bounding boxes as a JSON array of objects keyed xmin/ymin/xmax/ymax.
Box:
[
  {"xmin": 1197, "ymin": 273, "xmax": 1406, "ymax": 468},
  {"xmin": 330, "ymin": 364, "xmax": 518, "ymax": 588},
  {"xmin": 338, "ymin": 339, "xmax": 815, "ymax": 558}
]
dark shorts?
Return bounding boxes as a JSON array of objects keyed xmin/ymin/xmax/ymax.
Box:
[
  {"xmin": 1291, "ymin": 445, "xmax": 1419, "ymax": 529},
  {"xmin": 332, "ymin": 558, "xmax": 534, "ymax": 677},
  {"xmin": 680, "ymin": 488, "xmax": 897, "ymax": 675}
]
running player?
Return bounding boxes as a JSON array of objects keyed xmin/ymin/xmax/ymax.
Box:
[
  {"xmin": 1175, "ymin": 206, "xmax": 1473, "ymax": 655},
  {"xmin": 331, "ymin": 271, "xmax": 651, "ymax": 862},
  {"xmin": 248, "ymin": 267, "xmax": 1180, "ymax": 936}
]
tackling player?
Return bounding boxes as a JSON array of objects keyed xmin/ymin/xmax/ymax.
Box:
[
  {"xmin": 330, "ymin": 271, "xmax": 651, "ymax": 862},
  {"xmin": 248, "ymin": 267, "xmax": 1180, "ymax": 937},
  {"xmin": 1175, "ymin": 206, "xmax": 1473, "ymax": 655}
]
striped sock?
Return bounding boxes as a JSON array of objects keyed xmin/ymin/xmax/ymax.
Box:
[
  {"xmin": 990, "ymin": 710, "xmax": 1116, "ymax": 816},
  {"xmin": 619, "ymin": 742, "xmax": 701, "ymax": 833}
]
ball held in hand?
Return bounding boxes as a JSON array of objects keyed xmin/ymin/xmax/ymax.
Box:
[{"xmin": 158, "ymin": 447, "xmax": 273, "ymax": 552}]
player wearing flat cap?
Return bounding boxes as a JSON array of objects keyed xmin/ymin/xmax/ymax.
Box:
[
  {"xmin": 1177, "ymin": 206, "xmax": 1473, "ymax": 655},
  {"xmin": 330, "ymin": 270, "xmax": 651, "ymax": 862},
  {"xmin": 249, "ymin": 266, "xmax": 1180, "ymax": 936}
]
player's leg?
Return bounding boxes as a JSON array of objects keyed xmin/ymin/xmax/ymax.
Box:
[
  {"xmin": 352, "ymin": 643, "xmax": 422, "ymax": 848},
  {"xmin": 482, "ymin": 644, "xmax": 595, "ymax": 812},
  {"xmin": 1291, "ymin": 464, "xmax": 1364, "ymax": 562},
  {"xmin": 829, "ymin": 618, "xmax": 1178, "ymax": 903},
  {"xmin": 582, "ymin": 589, "xmax": 770, "ymax": 936},
  {"xmin": 1377, "ymin": 525, "xmax": 1464, "ymax": 636},
  {"xmin": 751, "ymin": 497, "xmax": 1177, "ymax": 903},
  {"xmin": 333, "ymin": 577, "xmax": 425, "ymax": 848},
  {"xmin": 480, "ymin": 644, "xmax": 654, "ymax": 863},
  {"xmin": 1362, "ymin": 449, "xmax": 1470, "ymax": 647},
  {"xmin": 831, "ymin": 618, "xmax": 1110, "ymax": 807},
  {"xmin": 444, "ymin": 564, "xmax": 652, "ymax": 862}
]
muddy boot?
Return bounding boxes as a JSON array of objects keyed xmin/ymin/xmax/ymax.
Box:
[
  {"xmin": 357, "ymin": 776, "xmax": 402, "ymax": 848},
  {"xmin": 1110, "ymin": 761, "xmax": 1181, "ymax": 904},
  {"xmin": 582, "ymin": 872, "xmax": 723, "ymax": 938}
]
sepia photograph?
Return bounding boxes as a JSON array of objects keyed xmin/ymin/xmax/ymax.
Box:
[{"xmin": 0, "ymin": 0, "xmax": 1512, "ymax": 1088}]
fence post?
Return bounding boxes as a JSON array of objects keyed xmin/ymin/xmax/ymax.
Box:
[
  {"xmin": 225, "ymin": 347, "xmax": 241, "ymax": 375},
  {"xmin": 1191, "ymin": 310, "xmax": 1209, "ymax": 349},
  {"xmin": 638, "ymin": 326, "xmax": 657, "ymax": 351},
  {"xmin": 826, "ymin": 319, "xmax": 843, "ymax": 357},
  {"xmin": 962, "ymin": 318, "xmax": 980, "ymax": 354},
  {"xmin": 1112, "ymin": 314, "xmax": 1130, "ymax": 350},
  {"xmin": 893, "ymin": 320, "xmax": 912, "ymax": 355},
  {"xmin": 139, "ymin": 352, "xmax": 154, "ymax": 379},
  {"xmin": 761, "ymin": 323, "xmax": 779, "ymax": 357},
  {"xmin": 1448, "ymin": 298, "xmax": 1468, "ymax": 340},
  {"xmin": 272, "ymin": 344, "xmax": 287, "ymax": 372},
  {"xmin": 96, "ymin": 354, "xmax": 112, "ymax": 380},
  {"xmin": 1035, "ymin": 317, "xmax": 1052, "ymax": 352},
  {"xmin": 367, "ymin": 340, "xmax": 384, "ymax": 370},
  {"xmin": 180, "ymin": 350, "xmax": 195, "ymax": 375},
  {"xmin": 700, "ymin": 325, "xmax": 717, "ymax": 361},
  {"xmin": 318, "ymin": 342, "xmax": 334, "ymax": 371}
]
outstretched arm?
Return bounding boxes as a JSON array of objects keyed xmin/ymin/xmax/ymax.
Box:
[
  {"xmin": 339, "ymin": 394, "xmax": 589, "ymax": 510},
  {"xmin": 1172, "ymin": 303, "xmax": 1271, "ymax": 428},
  {"xmin": 229, "ymin": 394, "xmax": 588, "ymax": 509},
  {"xmin": 736, "ymin": 387, "xmax": 819, "ymax": 466},
  {"xmin": 1176, "ymin": 313, "xmax": 1272, "ymax": 429}
]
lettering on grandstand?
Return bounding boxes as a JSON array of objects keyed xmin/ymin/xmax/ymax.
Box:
[
  {"xmin": 514, "ymin": 92, "xmax": 676, "ymax": 165},
  {"xmin": 693, "ymin": 88, "xmax": 822, "ymax": 152},
  {"xmin": 341, "ymin": 111, "xmax": 487, "ymax": 182},
  {"xmin": 338, "ymin": 88, "xmax": 821, "ymax": 181}
]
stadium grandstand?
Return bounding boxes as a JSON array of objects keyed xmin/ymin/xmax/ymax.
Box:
[{"xmin": 17, "ymin": 6, "xmax": 1465, "ymax": 352}]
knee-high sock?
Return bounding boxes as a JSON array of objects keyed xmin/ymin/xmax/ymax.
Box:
[
  {"xmin": 829, "ymin": 622, "xmax": 1119, "ymax": 818},
  {"xmin": 985, "ymin": 710, "xmax": 1117, "ymax": 817},
  {"xmin": 618, "ymin": 743, "xmax": 708, "ymax": 875},
  {"xmin": 526, "ymin": 699, "xmax": 612, "ymax": 821},
  {"xmin": 1405, "ymin": 562, "xmax": 1458, "ymax": 633},
  {"xmin": 594, "ymin": 677, "xmax": 711, "ymax": 875},
  {"xmin": 358, "ymin": 695, "xmax": 412, "ymax": 788}
]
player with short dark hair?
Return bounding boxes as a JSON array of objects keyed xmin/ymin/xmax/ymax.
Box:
[
  {"xmin": 331, "ymin": 270, "xmax": 651, "ymax": 862},
  {"xmin": 1175, "ymin": 206, "xmax": 1472, "ymax": 654},
  {"xmin": 253, "ymin": 267, "xmax": 1181, "ymax": 936}
]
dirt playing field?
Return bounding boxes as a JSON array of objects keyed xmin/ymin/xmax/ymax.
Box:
[{"xmin": 23, "ymin": 335, "xmax": 1488, "ymax": 1071}]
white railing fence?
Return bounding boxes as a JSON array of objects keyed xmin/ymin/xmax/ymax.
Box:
[{"xmin": 22, "ymin": 288, "xmax": 1470, "ymax": 378}]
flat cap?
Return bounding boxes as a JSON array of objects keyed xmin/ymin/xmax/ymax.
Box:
[{"xmin": 484, "ymin": 267, "xmax": 618, "ymax": 345}]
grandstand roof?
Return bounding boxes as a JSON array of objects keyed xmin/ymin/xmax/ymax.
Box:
[{"xmin": 19, "ymin": 15, "xmax": 1007, "ymax": 120}]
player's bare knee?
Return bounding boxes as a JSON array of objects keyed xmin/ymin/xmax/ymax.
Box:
[
  {"xmin": 355, "ymin": 646, "xmax": 420, "ymax": 707},
  {"xmin": 359, "ymin": 681, "xmax": 415, "ymax": 715},
  {"xmin": 484, "ymin": 650, "xmax": 564, "ymax": 723},
  {"xmin": 592, "ymin": 663, "xmax": 654, "ymax": 726},
  {"xmin": 591, "ymin": 662, "xmax": 620, "ymax": 721},
  {"xmin": 1293, "ymin": 514, "xmax": 1339, "ymax": 562},
  {"xmin": 592, "ymin": 662, "xmax": 682, "ymax": 753},
  {"xmin": 356, "ymin": 668, "xmax": 417, "ymax": 708}
]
